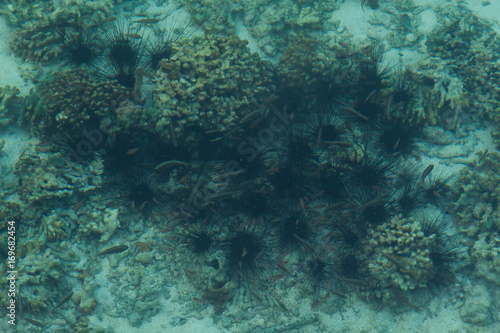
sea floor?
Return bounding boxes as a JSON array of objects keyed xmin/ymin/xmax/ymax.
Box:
[{"xmin": 1, "ymin": 0, "xmax": 500, "ymax": 332}]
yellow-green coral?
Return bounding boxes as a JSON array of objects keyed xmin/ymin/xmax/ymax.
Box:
[{"xmin": 362, "ymin": 215, "xmax": 435, "ymax": 301}]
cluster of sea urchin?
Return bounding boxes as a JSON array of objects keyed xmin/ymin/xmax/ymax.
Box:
[
  {"xmin": 155, "ymin": 38, "xmax": 464, "ymax": 314},
  {"xmin": 22, "ymin": 21, "xmax": 462, "ymax": 314}
]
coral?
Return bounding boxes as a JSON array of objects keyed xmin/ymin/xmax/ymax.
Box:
[
  {"xmin": 76, "ymin": 202, "xmax": 120, "ymax": 242},
  {"xmin": 276, "ymin": 34, "xmax": 335, "ymax": 88},
  {"xmin": 459, "ymin": 282, "xmax": 494, "ymax": 326},
  {"xmin": 448, "ymin": 151, "xmax": 500, "ymax": 237},
  {"xmin": 153, "ymin": 34, "xmax": 274, "ymax": 136},
  {"xmin": 14, "ymin": 249, "xmax": 66, "ymax": 315},
  {"xmin": 10, "ymin": 20, "xmax": 64, "ymax": 64},
  {"xmin": 102, "ymin": 249, "xmax": 167, "ymax": 327},
  {"xmin": 14, "ymin": 141, "xmax": 103, "ymax": 204},
  {"xmin": 178, "ymin": 0, "xmax": 338, "ymax": 56},
  {"xmin": 1, "ymin": 0, "xmax": 114, "ymax": 27},
  {"xmin": 41, "ymin": 212, "xmax": 70, "ymax": 242},
  {"xmin": 362, "ymin": 215, "xmax": 435, "ymax": 301},
  {"xmin": 0, "ymin": 85, "xmax": 24, "ymax": 128},
  {"xmin": 23, "ymin": 68, "xmax": 128, "ymax": 136},
  {"xmin": 425, "ymin": 4, "xmax": 500, "ymax": 142},
  {"xmin": 0, "ymin": 202, "xmax": 21, "ymax": 258},
  {"xmin": 471, "ymin": 233, "xmax": 500, "ymax": 286}
]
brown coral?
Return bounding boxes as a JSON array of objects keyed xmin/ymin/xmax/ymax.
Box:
[{"xmin": 24, "ymin": 68, "xmax": 128, "ymax": 136}]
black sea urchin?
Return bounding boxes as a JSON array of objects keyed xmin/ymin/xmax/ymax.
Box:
[
  {"xmin": 61, "ymin": 27, "xmax": 101, "ymax": 67},
  {"xmin": 223, "ymin": 227, "xmax": 269, "ymax": 282},
  {"xmin": 277, "ymin": 209, "xmax": 314, "ymax": 251}
]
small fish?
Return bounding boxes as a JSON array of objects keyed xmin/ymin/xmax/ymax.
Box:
[
  {"xmin": 273, "ymin": 295, "xmax": 287, "ymax": 311},
  {"xmin": 333, "ymin": 274, "xmax": 368, "ymax": 287},
  {"xmin": 134, "ymin": 18, "xmax": 160, "ymax": 24},
  {"xmin": 392, "ymin": 137, "xmax": 401, "ymax": 152},
  {"xmin": 270, "ymin": 274, "xmax": 284, "ymax": 284},
  {"xmin": 344, "ymin": 107, "xmax": 370, "ymax": 121},
  {"xmin": 49, "ymin": 291, "xmax": 73, "ymax": 313},
  {"xmin": 382, "ymin": 252, "xmax": 407, "ymax": 270},
  {"xmin": 126, "ymin": 147, "xmax": 139, "ymax": 155},
  {"xmin": 126, "ymin": 33, "xmax": 142, "ymax": 39},
  {"xmin": 192, "ymin": 297, "xmax": 209, "ymax": 304},
  {"xmin": 311, "ymin": 292, "xmax": 330, "ymax": 310},
  {"xmin": 154, "ymin": 160, "xmax": 190, "ymax": 171},
  {"xmin": 401, "ymin": 14, "xmax": 412, "ymax": 32},
  {"xmin": 421, "ymin": 164, "xmax": 434, "ymax": 182},
  {"xmin": 72, "ymin": 200, "xmax": 84, "ymax": 211},
  {"xmin": 324, "ymin": 141, "xmax": 354, "ymax": 148},
  {"xmin": 250, "ymin": 290, "xmax": 263, "ymax": 303},
  {"xmin": 97, "ymin": 245, "xmax": 129, "ymax": 256},
  {"xmin": 24, "ymin": 318, "xmax": 43, "ymax": 327}
]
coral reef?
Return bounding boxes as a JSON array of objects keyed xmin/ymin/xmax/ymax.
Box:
[
  {"xmin": 426, "ymin": 5, "xmax": 500, "ymax": 143},
  {"xmin": 6, "ymin": 0, "xmax": 115, "ymax": 65},
  {"xmin": 0, "ymin": 85, "xmax": 24, "ymax": 128},
  {"xmin": 459, "ymin": 282, "xmax": 495, "ymax": 326},
  {"xmin": 10, "ymin": 20, "xmax": 64, "ymax": 64},
  {"xmin": 153, "ymin": 34, "xmax": 274, "ymax": 136},
  {"xmin": 276, "ymin": 34, "xmax": 335, "ymax": 86},
  {"xmin": 448, "ymin": 151, "xmax": 500, "ymax": 237},
  {"xmin": 471, "ymin": 233, "xmax": 500, "ymax": 286},
  {"xmin": 362, "ymin": 215, "xmax": 435, "ymax": 301},
  {"xmin": 178, "ymin": 0, "xmax": 339, "ymax": 56},
  {"xmin": 75, "ymin": 198, "xmax": 120, "ymax": 242},
  {"xmin": 1, "ymin": 0, "xmax": 114, "ymax": 27},
  {"xmin": 23, "ymin": 68, "xmax": 128, "ymax": 136},
  {"xmin": 14, "ymin": 141, "xmax": 103, "ymax": 204}
]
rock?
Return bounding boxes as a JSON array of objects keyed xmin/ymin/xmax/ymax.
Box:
[{"xmin": 459, "ymin": 283, "xmax": 493, "ymax": 325}]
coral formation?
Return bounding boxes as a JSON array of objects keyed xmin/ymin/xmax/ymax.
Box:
[
  {"xmin": 426, "ymin": 5, "xmax": 500, "ymax": 142},
  {"xmin": 362, "ymin": 215, "xmax": 435, "ymax": 300},
  {"xmin": 0, "ymin": 85, "xmax": 24, "ymax": 128},
  {"xmin": 1, "ymin": 0, "xmax": 114, "ymax": 27},
  {"xmin": 6, "ymin": 0, "xmax": 114, "ymax": 65},
  {"xmin": 178, "ymin": 0, "xmax": 339, "ymax": 56},
  {"xmin": 14, "ymin": 142, "xmax": 103, "ymax": 204},
  {"xmin": 448, "ymin": 151, "xmax": 500, "ymax": 236},
  {"xmin": 23, "ymin": 68, "xmax": 128, "ymax": 136},
  {"xmin": 153, "ymin": 34, "xmax": 274, "ymax": 136},
  {"xmin": 3, "ymin": 0, "xmax": 498, "ymax": 330},
  {"xmin": 471, "ymin": 233, "xmax": 500, "ymax": 286},
  {"xmin": 10, "ymin": 20, "xmax": 64, "ymax": 64}
]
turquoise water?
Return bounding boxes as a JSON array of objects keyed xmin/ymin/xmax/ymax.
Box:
[{"xmin": 0, "ymin": 1, "xmax": 499, "ymax": 332}]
